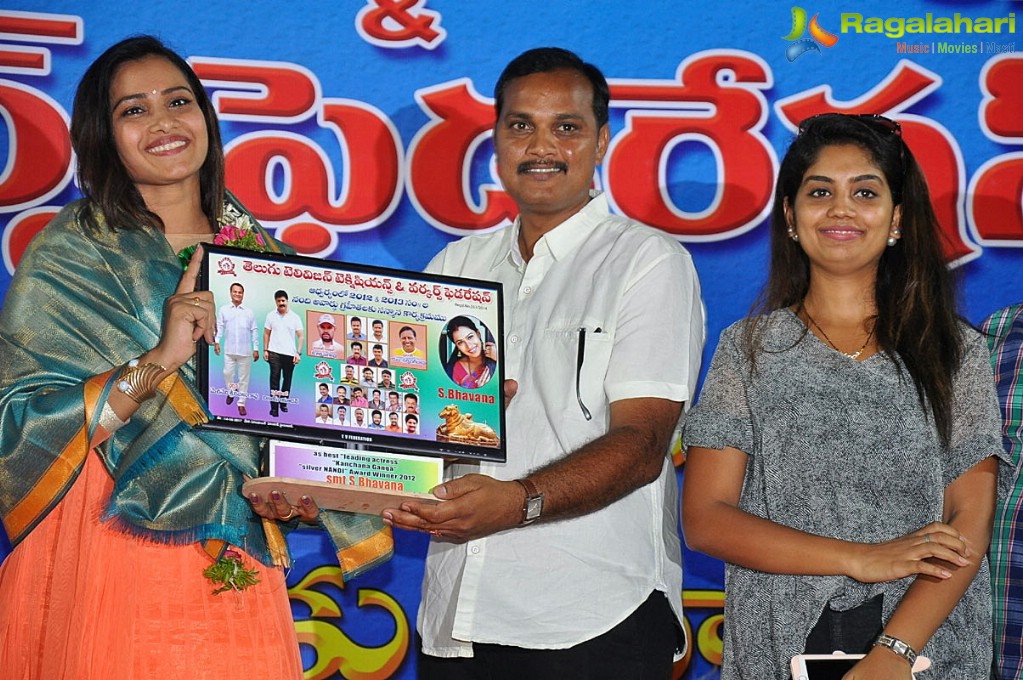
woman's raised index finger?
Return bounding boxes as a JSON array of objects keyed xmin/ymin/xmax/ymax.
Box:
[{"xmin": 175, "ymin": 245, "xmax": 204, "ymax": 295}]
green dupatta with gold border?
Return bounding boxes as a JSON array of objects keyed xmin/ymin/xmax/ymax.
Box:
[{"xmin": 0, "ymin": 193, "xmax": 392, "ymax": 578}]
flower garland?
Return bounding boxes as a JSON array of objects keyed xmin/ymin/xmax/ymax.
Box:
[{"xmin": 177, "ymin": 200, "xmax": 272, "ymax": 268}]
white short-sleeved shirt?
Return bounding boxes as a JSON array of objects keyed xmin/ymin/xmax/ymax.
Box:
[
  {"xmin": 419, "ymin": 193, "xmax": 705, "ymax": 657},
  {"xmin": 263, "ymin": 310, "xmax": 302, "ymax": 355}
]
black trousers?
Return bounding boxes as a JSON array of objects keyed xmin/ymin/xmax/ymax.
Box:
[
  {"xmin": 417, "ymin": 591, "xmax": 680, "ymax": 680},
  {"xmin": 266, "ymin": 351, "xmax": 295, "ymax": 411},
  {"xmin": 804, "ymin": 594, "xmax": 884, "ymax": 655}
]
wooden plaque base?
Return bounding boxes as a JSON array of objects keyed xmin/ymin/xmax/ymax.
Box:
[{"xmin": 243, "ymin": 476, "xmax": 439, "ymax": 515}]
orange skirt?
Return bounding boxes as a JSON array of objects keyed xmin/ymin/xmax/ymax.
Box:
[{"xmin": 0, "ymin": 452, "xmax": 303, "ymax": 679}]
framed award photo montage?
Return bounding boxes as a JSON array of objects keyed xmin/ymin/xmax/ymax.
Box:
[{"xmin": 197, "ymin": 244, "xmax": 506, "ymax": 463}]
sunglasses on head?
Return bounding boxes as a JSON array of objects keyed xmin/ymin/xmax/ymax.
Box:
[{"xmin": 798, "ymin": 113, "xmax": 902, "ymax": 137}]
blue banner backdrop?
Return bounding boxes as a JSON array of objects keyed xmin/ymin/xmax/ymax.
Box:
[{"xmin": 1, "ymin": 1, "xmax": 1021, "ymax": 677}]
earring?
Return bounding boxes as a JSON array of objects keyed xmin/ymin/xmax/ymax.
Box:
[
  {"xmin": 787, "ymin": 226, "xmax": 799, "ymax": 242},
  {"xmin": 887, "ymin": 228, "xmax": 900, "ymax": 247}
]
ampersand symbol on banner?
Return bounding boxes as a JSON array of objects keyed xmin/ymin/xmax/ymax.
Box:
[{"xmin": 357, "ymin": 0, "xmax": 444, "ymax": 47}]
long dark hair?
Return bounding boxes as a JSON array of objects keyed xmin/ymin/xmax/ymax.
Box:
[
  {"xmin": 70, "ymin": 35, "xmax": 225, "ymax": 233},
  {"xmin": 745, "ymin": 113, "xmax": 963, "ymax": 445},
  {"xmin": 443, "ymin": 315, "xmax": 497, "ymax": 384}
]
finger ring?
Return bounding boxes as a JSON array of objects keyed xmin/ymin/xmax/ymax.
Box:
[
  {"xmin": 192, "ymin": 296, "xmax": 201, "ymax": 306},
  {"xmin": 923, "ymin": 533, "xmax": 931, "ymax": 543},
  {"xmin": 279, "ymin": 508, "xmax": 297, "ymax": 521}
]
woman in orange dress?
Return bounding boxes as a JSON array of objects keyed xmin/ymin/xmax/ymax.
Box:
[{"xmin": 0, "ymin": 36, "xmax": 390, "ymax": 679}]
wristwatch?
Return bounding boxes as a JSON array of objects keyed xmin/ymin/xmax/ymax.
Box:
[
  {"xmin": 874, "ymin": 633, "xmax": 917, "ymax": 667},
  {"xmin": 515, "ymin": 478, "xmax": 544, "ymax": 525}
]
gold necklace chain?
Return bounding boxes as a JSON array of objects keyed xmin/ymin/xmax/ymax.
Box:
[{"xmin": 802, "ymin": 307, "xmax": 875, "ymax": 360}]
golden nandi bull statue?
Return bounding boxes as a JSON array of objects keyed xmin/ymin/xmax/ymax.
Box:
[{"xmin": 436, "ymin": 404, "xmax": 500, "ymax": 446}]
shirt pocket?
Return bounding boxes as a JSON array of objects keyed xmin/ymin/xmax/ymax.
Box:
[{"xmin": 540, "ymin": 317, "xmax": 613, "ymax": 443}]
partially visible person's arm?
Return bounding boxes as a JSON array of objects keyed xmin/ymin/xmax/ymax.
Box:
[
  {"xmin": 385, "ymin": 396, "xmax": 681, "ymax": 541},
  {"xmin": 249, "ymin": 311, "xmax": 259, "ymax": 361},
  {"xmin": 682, "ymin": 445, "xmax": 973, "ymax": 580},
  {"xmin": 847, "ymin": 329, "xmax": 1006, "ymax": 679},
  {"xmin": 846, "ymin": 458, "xmax": 996, "ymax": 678},
  {"xmin": 293, "ymin": 324, "xmax": 303, "ymax": 364},
  {"xmin": 386, "ymin": 234, "xmax": 702, "ymax": 541},
  {"xmin": 103, "ymin": 246, "xmax": 215, "ymax": 424}
]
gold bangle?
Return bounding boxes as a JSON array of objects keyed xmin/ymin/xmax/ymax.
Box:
[{"xmin": 116, "ymin": 359, "xmax": 167, "ymax": 404}]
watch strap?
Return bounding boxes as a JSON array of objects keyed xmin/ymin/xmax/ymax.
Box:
[
  {"xmin": 515, "ymin": 478, "xmax": 542, "ymax": 525},
  {"xmin": 874, "ymin": 633, "xmax": 917, "ymax": 667}
]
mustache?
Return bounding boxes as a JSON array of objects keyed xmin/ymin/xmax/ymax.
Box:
[{"xmin": 517, "ymin": 161, "xmax": 567, "ymax": 174}]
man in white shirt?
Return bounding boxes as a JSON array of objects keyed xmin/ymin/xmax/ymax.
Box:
[
  {"xmin": 315, "ymin": 403, "xmax": 332, "ymax": 424},
  {"xmin": 263, "ymin": 289, "xmax": 303, "ymax": 417},
  {"xmin": 383, "ymin": 48, "xmax": 704, "ymax": 678},
  {"xmin": 311, "ymin": 313, "xmax": 342, "ymax": 359},
  {"xmin": 213, "ymin": 282, "xmax": 258, "ymax": 416},
  {"xmin": 370, "ymin": 318, "xmax": 386, "ymax": 344}
]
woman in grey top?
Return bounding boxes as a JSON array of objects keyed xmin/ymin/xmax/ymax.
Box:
[{"xmin": 683, "ymin": 114, "xmax": 1005, "ymax": 679}]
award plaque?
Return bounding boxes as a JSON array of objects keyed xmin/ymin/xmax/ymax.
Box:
[
  {"xmin": 197, "ymin": 244, "xmax": 505, "ymax": 512},
  {"xmin": 243, "ymin": 440, "xmax": 445, "ymax": 514}
]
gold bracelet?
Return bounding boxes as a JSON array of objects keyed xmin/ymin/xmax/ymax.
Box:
[{"xmin": 116, "ymin": 359, "xmax": 167, "ymax": 404}]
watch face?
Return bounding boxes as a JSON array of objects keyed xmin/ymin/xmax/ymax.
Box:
[{"xmin": 525, "ymin": 496, "xmax": 543, "ymax": 520}]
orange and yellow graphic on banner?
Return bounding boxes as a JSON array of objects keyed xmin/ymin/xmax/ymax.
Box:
[{"xmin": 290, "ymin": 567, "xmax": 725, "ymax": 679}]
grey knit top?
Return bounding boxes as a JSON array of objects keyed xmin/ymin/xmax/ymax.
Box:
[{"xmin": 683, "ymin": 308, "xmax": 1005, "ymax": 679}]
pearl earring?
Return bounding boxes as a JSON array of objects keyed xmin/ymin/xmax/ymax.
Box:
[
  {"xmin": 787, "ymin": 226, "xmax": 799, "ymax": 242},
  {"xmin": 887, "ymin": 228, "xmax": 901, "ymax": 247}
]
